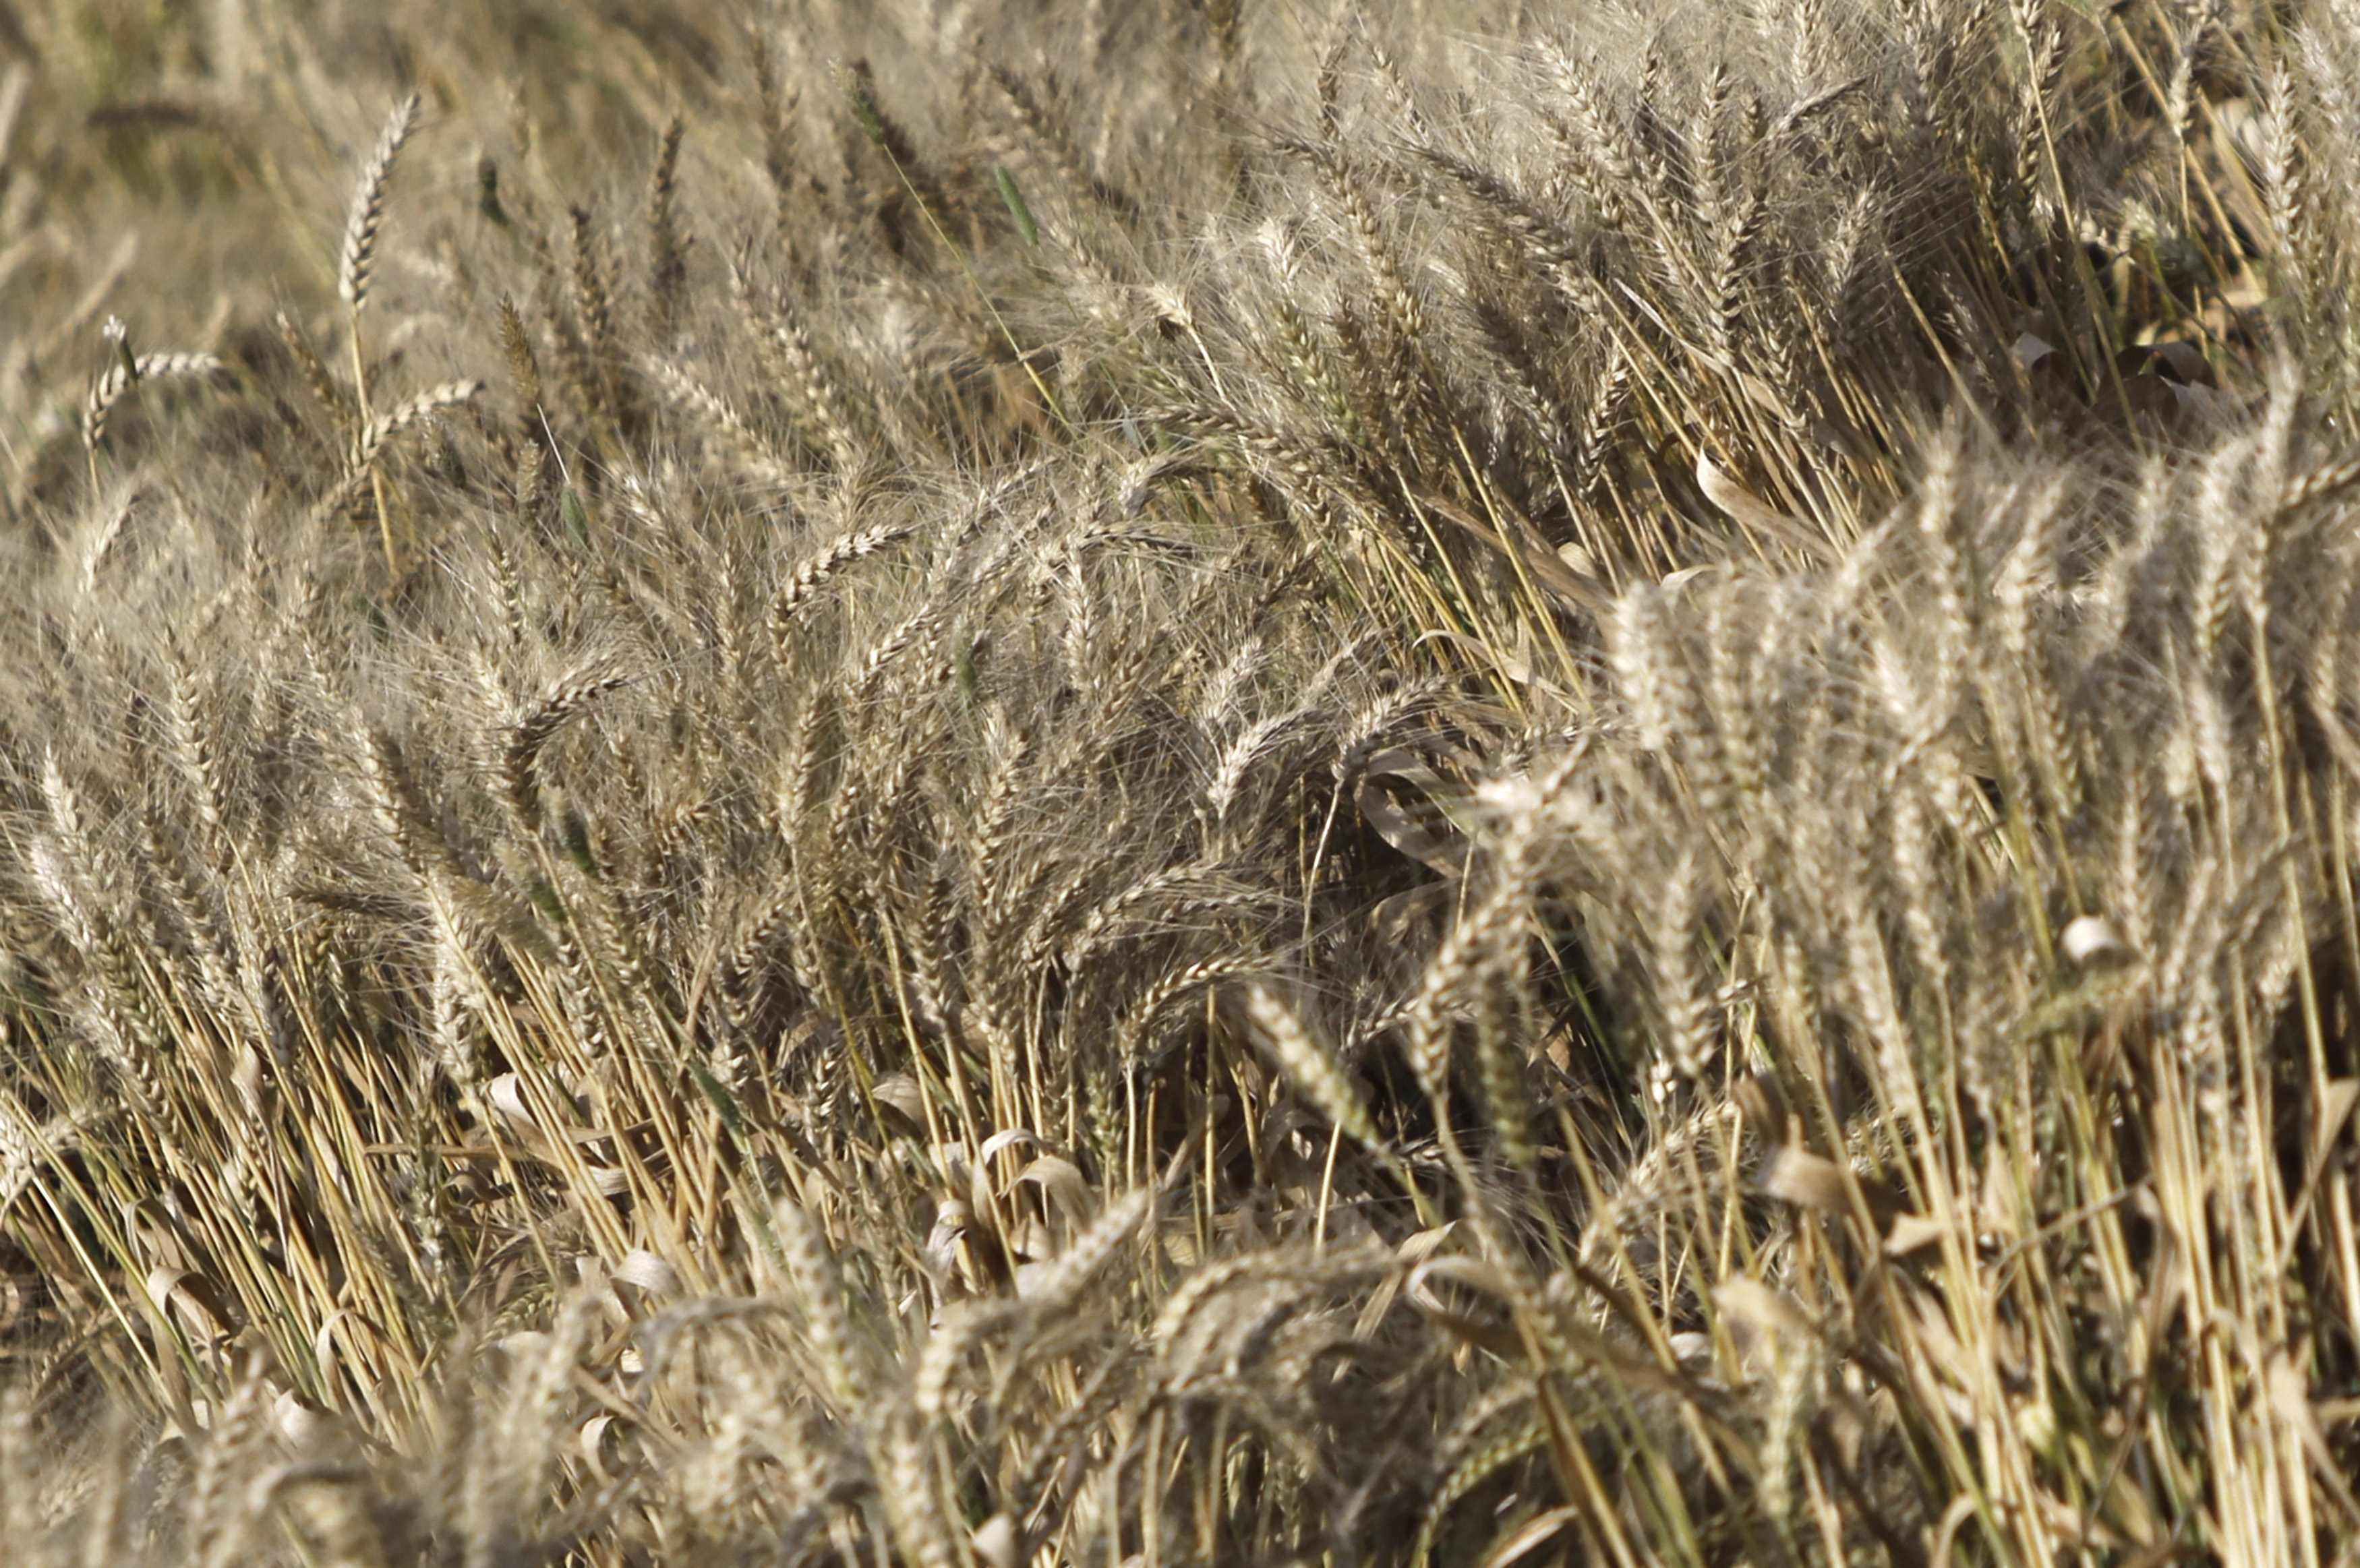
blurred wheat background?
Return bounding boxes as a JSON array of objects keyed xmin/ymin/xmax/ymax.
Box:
[{"xmin": 3, "ymin": 0, "xmax": 2358, "ymax": 1563}]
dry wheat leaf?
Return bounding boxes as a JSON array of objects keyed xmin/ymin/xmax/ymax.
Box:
[
  {"xmin": 1353, "ymin": 1223, "xmax": 1458, "ymax": 1337},
  {"xmin": 1883, "ymin": 1212, "xmax": 1951, "ymax": 1259},
  {"xmin": 1355, "ymin": 746, "xmax": 1470, "ymax": 874},
  {"xmin": 1712, "ymin": 1277, "xmax": 1814, "ymax": 1352},
  {"xmin": 579, "ymin": 1162, "xmax": 630, "ymax": 1197},
  {"xmin": 1369, "ymin": 882, "xmax": 1452, "ymax": 948},
  {"xmin": 1015, "ymin": 1153, "xmax": 1090, "ymax": 1220},
  {"xmin": 143, "ymin": 1266, "xmax": 231, "ymax": 1339},
  {"xmin": 1753, "ymin": 1145, "xmax": 1852, "ymax": 1214},
  {"xmin": 1481, "ymin": 1506, "xmax": 1582, "ymax": 1568},
  {"xmin": 579, "ymin": 1414, "xmax": 622, "ymax": 1480},
  {"xmin": 972, "ymin": 1514, "xmax": 1020, "ymax": 1568},
  {"xmin": 869, "ymin": 1072, "xmax": 928, "ymax": 1135},
  {"xmin": 485, "ymin": 1072, "xmax": 537, "ymax": 1128},
  {"xmin": 1757, "ymin": 1145, "xmax": 1909, "ymax": 1230},
  {"xmin": 976, "ymin": 1127, "xmax": 1038, "ymax": 1164},
  {"xmin": 1695, "ymin": 453, "xmax": 1841, "ymax": 564},
  {"xmin": 272, "ymin": 1390, "xmax": 344, "ymax": 1451},
  {"xmin": 613, "ymin": 1249, "xmax": 680, "ymax": 1297},
  {"xmin": 1406, "ymin": 1255, "xmax": 1526, "ymax": 1359},
  {"xmin": 1413, "ymin": 629, "xmax": 1569, "ymax": 697},
  {"xmin": 1007, "ymin": 1216, "xmax": 1056, "ymax": 1263}
]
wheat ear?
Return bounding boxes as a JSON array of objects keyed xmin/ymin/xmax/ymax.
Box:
[
  {"xmin": 338, "ymin": 92, "xmax": 421, "ymax": 314},
  {"xmin": 338, "ymin": 90, "xmax": 423, "ymax": 570}
]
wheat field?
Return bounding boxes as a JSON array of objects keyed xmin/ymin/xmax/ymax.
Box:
[{"xmin": 2, "ymin": 0, "xmax": 2357, "ymax": 1562}]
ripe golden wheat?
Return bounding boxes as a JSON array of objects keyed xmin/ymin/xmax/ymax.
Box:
[{"xmin": 1, "ymin": 1, "xmax": 2357, "ymax": 1564}]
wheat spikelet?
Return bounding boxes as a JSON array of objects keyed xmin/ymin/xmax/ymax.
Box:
[
  {"xmin": 1412, "ymin": 1419, "xmax": 1551, "ymax": 1568},
  {"xmin": 2260, "ymin": 57, "xmax": 2309, "ymax": 304},
  {"xmin": 76, "ymin": 492, "xmax": 135, "ymax": 591},
  {"xmin": 82, "ymin": 351, "xmax": 222, "ymax": 454},
  {"xmin": 914, "ymin": 1297, "xmax": 1020, "ymax": 1418},
  {"xmin": 496, "ymin": 295, "xmax": 545, "ymax": 432},
  {"xmin": 156, "ymin": 646, "xmax": 230, "ymax": 856},
  {"xmin": 729, "ymin": 254, "xmax": 858, "ymax": 470},
  {"xmin": 566, "ymin": 205, "xmax": 618, "ymax": 404},
  {"xmin": 24, "ymin": 817, "xmax": 171, "ymax": 1120},
  {"xmin": 351, "ymin": 723, "xmax": 454, "ymax": 880},
  {"xmin": 1052, "ymin": 862, "xmax": 1235, "ymax": 970},
  {"xmin": 1241, "ymin": 984, "xmax": 1384, "ymax": 1155},
  {"xmin": 773, "ymin": 1201, "xmax": 861, "ymax": 1407},
  {"xmin": 2281, "ymin": 446, "xmax": 2360, "ymax": 512},
  {"xmin": 643, "ymin": 358, "xmax": 790, "ymax": 483},
  {"xmin": 312, "ymin": 380, "xmax": 484, "ymax": 527},
  {"xmin": 645, "ymin": 113, "xmax": 687, "ymax": 334},
  {"xmin": 1016, "ymin": 1180, "xmax": 1158, "ymax": 1308},
  {"xmin": 274, "ymin": 309, "xmax": 353, "ymax": 432},
  {"xmin": 1116, "ymin": 957, "xmax": 1262, "ymax": 1068},
  {"xmin": 185, "ymin": 1366, "xmax": 273, "ymax": 1565},
  {"xmin": 338, "ymin": 92, "xmax": 421, "ymax": 312},
  {"xmin": 1654, "ymin": 852, "xmax": 1716, "ymax": 1078},
  {"xmin": 136, "ymin": 823, "xmax": 239, "ymax": 1027},
  {"xmin": 1150, "ymin": 1253, "xmax": 1276, "ymax": 1364},
  {"xmin": 877, "ymin": 1401, "xmax": 960, "ymax": 1568}
]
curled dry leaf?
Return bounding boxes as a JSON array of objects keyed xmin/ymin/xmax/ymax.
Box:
[
  {"xmin": 869, "ymin": 1072, "xmax": 928, "ymax": 1136},
  {"xmin": 1405, "ymin": 1255, "xmax": 1527, "ymax": 1360},
  {"xmin": 976, "ymin": 1126, "xmax": 1038, "ymax": 1164},
  {"xmin": 1756, "ymin": 1145, "xmax": 1910, "ymax": 1232},
  {"xmin": 613, "ymin": 1250, "xmax": 680, "ymax": 1297},
  {"xmin": 1412, "ymin": 629, "xmax": 1572, "ymax": 697},
  {"xmin": 314, "ymin": 1308, "xmax": 356, "ymax": 1391},
  {"xmin": 1883, "ymin": 1211, "xmax": 1951, "ymax": 1258},
  {"xmin": 580, "ymin": 1414, "xmax": 622, "ymax": 1480},
  {"xmin": 972, "ymin": 1513, "xmax": 1021, "ymax": 1568},
  {"xmin": 1711, "ymin": 1277, "xmax": 1815, "ymax": 1365},
  {"xmin": 1015, "ymin": 1153, "xmax": 1090, "ymax": 1222},
  {"xmin": 485, "ymin": 1072, "xmax": 535, "ymax": 1128},
  {"xmin": 144, "ymin": 1266, "xmax": 233, "ymax": 1341},
  {"xmin": 1695, "ymin": 452, "xmax": 1842, "ymax": 564},
  {"xmin": 272, "ymin": 1390, "xmax": 343, "ymax": 1451},
  {"xmin": 1484, "ymin": 1506, "xmax": 1583, "ymax": 1568},
  {"xmin": 1351, "ymin": 1223, "xmax": 1456, "ymax": 1338},
  {"xmin": 2060, "ymin": 914, "xmax": 2130, "ymax": 967},
  {"xmin": 1355, "ymin": 746, "xmax": 1469, "ymax": 876},
  {"xmin": 1369, "ymin": 882, "xmax": 1453, "ymax": 952}
]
